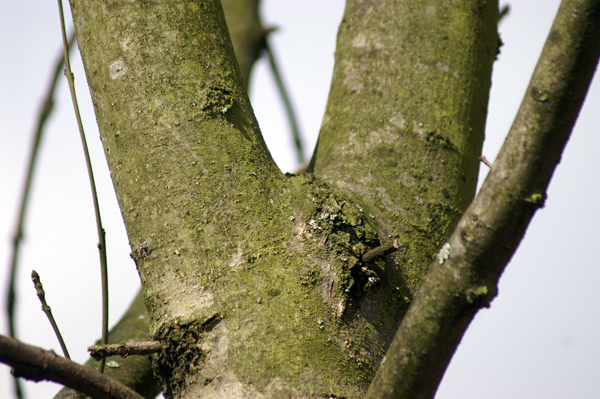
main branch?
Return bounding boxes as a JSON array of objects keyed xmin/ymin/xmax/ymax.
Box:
[{"xmin": 366, "ymin": 1, "xmax": 600, "ymax": 397}]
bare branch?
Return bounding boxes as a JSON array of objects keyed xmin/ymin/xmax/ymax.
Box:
[
  {"xmin": 479, "ymin": 155, "xmax": 493, "ymax": 168},
  {"xmin": 31, "ymin": 270, "xmax": 70, "ymax": 359},
  {"xmin": 5, "ymin": 30, "xmax": 76, "ymax": 337},
  {"xmin": 362, "ymin": 239, "xmax": 400, "ymax": 264},
  {"xmin": 499, "ymin": 4, "xmax": 511, "ymax": 24},
  {"xmin": 5, "ymin": 29, "xmax": 76, "ymax": 399},
  {"xmin": 222, "ymin": 0, "xmax": 265, "ymax": 86},
  {"xmin": 53, "ymin": 290, "xmax": 161, "ymax": 399},
  {"xmin": 55, "ymin": 0, "xmax": 110, "ymax": 373},
  {"xmin": 264, "ymin": 34, "xmax": 305, "ymax": 164},
  {"xmin": 88, "ymin": 341, "xmax": 162, "ymax": 360},
  {"xmin": 0, "ymin": 335, "xmax": 145, "ymax": 399}
]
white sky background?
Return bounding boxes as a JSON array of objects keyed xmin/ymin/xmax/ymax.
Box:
[{"xmin": 1, "ymin": 0, "xmax": 599, "ymax": 398}]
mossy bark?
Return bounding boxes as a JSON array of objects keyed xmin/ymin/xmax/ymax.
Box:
[
  {"xmin": 68, "ymin": 0, "xmax": 498, "ymax": 398},
  {"xmin": 53, "ymin": 3, "xmax": 266, "ymax": 398},
  {"xmin": 311, "ymin": 0, "xmax": 499, "ymax": 292},
  {"xmin": 365, "ymin": 1, "xmax": 600, "ymax": 397}
]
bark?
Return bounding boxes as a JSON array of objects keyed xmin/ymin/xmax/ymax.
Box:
[
  {"xmin": 70, "ymin": 0, "xmax": 375, "ymax": 397},
  {"xmin": 67, "ymin": 0, "xmax": 498, "ymax": 398},
  {"xmin": 366, "ymin": 0, "xmax": 600, "ymax": 397},
  {"xmin": 311, "ymin": 0, "xmax": 499, "ymax": 294},
  {"xmin": 53, "ymin": 3, "xmax": 266, "ymax": 397}
]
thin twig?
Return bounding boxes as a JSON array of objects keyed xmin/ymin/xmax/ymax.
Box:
[
  {"xmin": 5, "ymin": 30, "xmax": 76, "ymax": 339},
  {"xmin": 30, "ymin": 271, "xmax": 70, "ymax": 359},
  {"xmin": 88, "ymin": 341, "xmax": 163, "ymax": 360},
  {"xmin": 4, "ymin": 29, "xmax": 76, "ymax": 399},
  {"xmin": 0, "ymin": 335, "xmax": 145, "ymax": 399},
  {"xmin": 55, "ymin": 0, "xmax": 110, "ymax": 373},
  {"xmin": 264, "ymin": 35, "xmax": 304, "ymax": 164},
  {"xmin": 362, "ymin": 239, "xmax": 401, "ymax": 264},
  {"xmin": 479, "ymin": 155, "xmax": 493, "ymax": 168},
  {"xmin": 499, "ymin": 4, "xmax": 511, "ymax": 24}
]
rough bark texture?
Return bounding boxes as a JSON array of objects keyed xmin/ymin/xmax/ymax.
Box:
[
  {"xmin": 311, "ymin": 0, "xmax": 499, "ymax": 292},
  {"xmin": 53, "ymin": 3, "xmax": 266, "ymax": 397},
  {"xmin": 365, "ymin": 0, "xmax": 600, "ymax": 398},
  {"xmin": 68, "ymin": 0, "xmax": 497, "ymax": 398}
]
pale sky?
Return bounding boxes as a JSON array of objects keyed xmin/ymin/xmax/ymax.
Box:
[{"xmin": 1, "ymin": 1, "xmax": 599, "ymax": 398}]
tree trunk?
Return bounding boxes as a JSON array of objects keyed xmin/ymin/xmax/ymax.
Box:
[{"xmin": 68, "ymin": 0, "xmax": 497, "ymax": 397}]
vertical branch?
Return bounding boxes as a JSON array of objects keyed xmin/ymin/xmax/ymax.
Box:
[
  {"xmin": 311, "ymin": 0, "xmax": 500, "ymax": 294},
  {"xmin": 5, "ymin": 29, "xmax": 76, "ymax": 399},
  {"xmin": 366, "ymin": 0, "xmax": 600, "ymax": 397},
  {"xmin": 55, "ymin": 0, "xmax": 109, "ymax": 373},
  {"xmin": 264, "ymin": 38, "xmax": 304, "ymax": 164}
]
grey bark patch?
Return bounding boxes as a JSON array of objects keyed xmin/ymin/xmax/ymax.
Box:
[{"xmin": 109, "ymin": 60, "xmax": 128, "ymax": 79}]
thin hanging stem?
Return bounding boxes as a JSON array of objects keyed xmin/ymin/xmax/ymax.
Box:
[
  {"xmin": 5, "ymin": 29, "xmax": 76, "ymax": 399},
  {"xmin": 30, "ymin": 271, "xmax": 70, "ymax": 359},
  {"xmin": 55, "ymin": 0, "xmax": 109, "ymax": 373},
  {"xmin": 265, "ymin": 38, "xmax": 304, "ymax": 164}
]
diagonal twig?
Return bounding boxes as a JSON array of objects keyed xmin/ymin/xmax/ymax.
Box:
[
  {"xmin": 55, "ymin": 0, "xmax": 110, "ymax": 373},
  {"xmin": 30, "ymin": 271, "xmax": 70, "ymax": 359},
  {"xmin": 264, "ymin": 33, "xmax": 305, "ymax": 164}
]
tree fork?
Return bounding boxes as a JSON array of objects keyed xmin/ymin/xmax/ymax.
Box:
[
  {"xmin": 67, "ymin": 0, "xmax": 507, "ymax": 398},
  {"xmin": 70, "ymin": 0, "xmax": 394, "ymax": 397}
]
